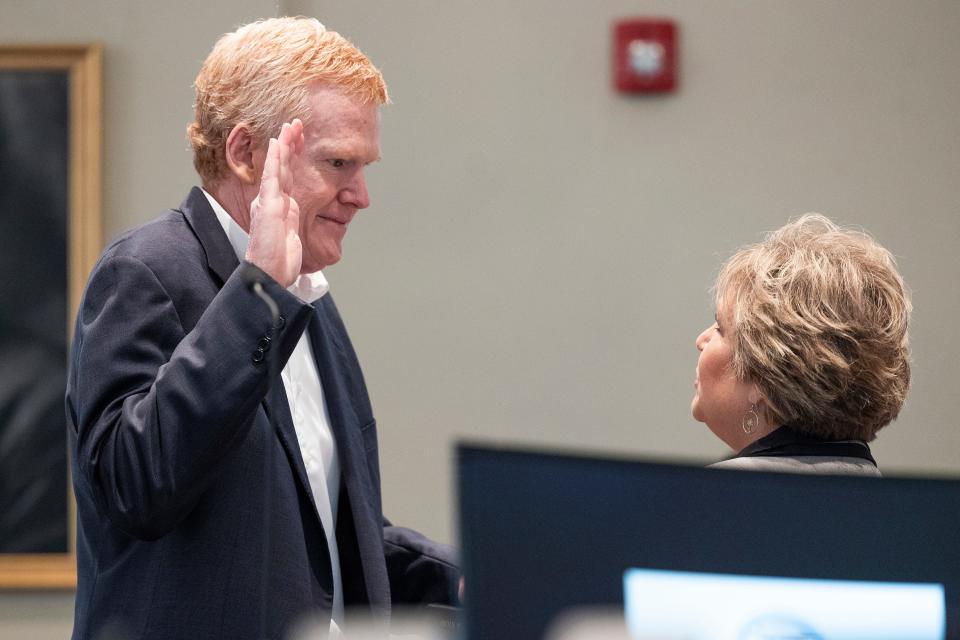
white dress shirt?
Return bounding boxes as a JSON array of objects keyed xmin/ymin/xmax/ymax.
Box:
[{"xmin": 203, "ymin": 190, "xmax": 344, "ymax": 633}]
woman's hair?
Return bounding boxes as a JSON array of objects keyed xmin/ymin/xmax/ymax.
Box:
[
  {"xmin": 188, "ymin": 16, "xmax": 388, "ymax": 186},
  {"xmin": 715, "ymin": 214, "xmax": 911, "ymax": 441}
]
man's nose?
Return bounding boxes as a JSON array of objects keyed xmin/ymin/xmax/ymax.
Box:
[{"xmin": 340, "ymin": 169, "xmax": 370, "ymax": 209}]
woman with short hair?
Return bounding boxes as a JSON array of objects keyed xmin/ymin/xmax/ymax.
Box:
[{"xmin": 692, "ymin": 214, "xmax": 911, "ymax": 475}]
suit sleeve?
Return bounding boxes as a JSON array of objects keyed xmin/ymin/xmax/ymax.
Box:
[
  {"xmin": 383, "ymin": 524, "xmax": 461, "ymax": 605},
  {"xmin": 69, "ymin": 256, "xmax": 310, "ymax": 540}
]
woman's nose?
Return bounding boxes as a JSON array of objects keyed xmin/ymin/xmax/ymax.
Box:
[{"xmin": 695, "ymin": 325, "xmax": 713, "ymax": 351}]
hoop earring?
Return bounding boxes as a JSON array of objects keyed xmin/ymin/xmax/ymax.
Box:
[{"xmin": 742, "ymin": 403, "xmax": 760, "ymax": 435}]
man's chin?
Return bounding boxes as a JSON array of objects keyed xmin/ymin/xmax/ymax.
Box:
[{"xmin": 301, "ymin": 252, "xmax": 341, "ymax": 274}]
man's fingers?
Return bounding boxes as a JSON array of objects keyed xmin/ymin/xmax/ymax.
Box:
[
  {"xmin": 277, "ymin": 122, "xmax": 292, "ymax": 195},
  {"xmin": 259, "ymin": 137, "xmax": 281, "ymax": 200},
  {"xmin": 290, "ymin": 118, "xmax": 305, "ymax": 155},
  {"xmin": 255, "ymin": 120, "xmax": 302, "ymax": 223},
  {"xmin": 286, "ymin": 198, "xmax": 301, "ymax": 227}
]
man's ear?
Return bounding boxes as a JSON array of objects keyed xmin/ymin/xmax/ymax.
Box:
[{"xmin": 225, "ymin": 123, "xmax": 260, "ymax": 185}]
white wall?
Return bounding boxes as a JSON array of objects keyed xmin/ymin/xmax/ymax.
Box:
[
  {"xmin": 2, "ymin": 1, "xmax": 959, "ymax": 637},
  {"xmin": 307, "ymin": 0, "xmax": 960, "ymax": 545}
]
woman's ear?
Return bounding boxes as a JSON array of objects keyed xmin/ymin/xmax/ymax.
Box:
[
  {"xmin": 747, "ymin": 384, "xmax": 764, "ymax": 407},
  {"xmin": 225, "ymin": 123, "xmax": 259, "ymax": 185}
]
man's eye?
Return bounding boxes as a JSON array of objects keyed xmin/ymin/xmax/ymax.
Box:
[{"xmin": 329, "ymin": 159, "xmax": 345, "ymax": 168}]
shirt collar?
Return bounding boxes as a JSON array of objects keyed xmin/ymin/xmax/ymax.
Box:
[
  {"xmin": 737, "ymin": 425, "xmax": 876, "ymax": 465},
  {"xmin": 201, "ymin": 188, "xmax": 330, "ymax": 304}
]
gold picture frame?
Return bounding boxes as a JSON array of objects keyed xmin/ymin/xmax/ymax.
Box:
[{"xmin": 0, "ymin": 44, "xmax": 102, "ymax": 589}]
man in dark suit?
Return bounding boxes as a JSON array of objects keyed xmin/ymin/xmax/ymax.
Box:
[{"xmin": 66, "ymin": 17, "xmax": 458, "ymax": 640}]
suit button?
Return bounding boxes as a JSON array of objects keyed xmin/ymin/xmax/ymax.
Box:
[
  {"xmin": 274, "ymin": 315, "xmax": 286, "ymax": 331},
  {"xmin": 258, "ymin": 336, "xmax": 271, "ymax": 351},
  {"xmin": 252, "ymin": 347, "xmax": 265, "ymax": 365}
]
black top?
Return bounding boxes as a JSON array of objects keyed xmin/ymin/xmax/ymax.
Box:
[{"xmin": 737, "ymin": 425, "xmax": 876, "ymax": 466}]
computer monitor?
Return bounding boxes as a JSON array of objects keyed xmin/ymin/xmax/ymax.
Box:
[
  {"xmin": 624, "ymin": 568, "xmax": 945, "ymax": 639},
  {"xmin": 457, "ymin": 444, "xmax": 960, "ymax": 639}
]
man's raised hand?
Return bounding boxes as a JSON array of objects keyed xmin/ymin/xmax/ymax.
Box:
[{"xmin": 245, "ymin": 120, "xmax": 305, "ymax": 288}]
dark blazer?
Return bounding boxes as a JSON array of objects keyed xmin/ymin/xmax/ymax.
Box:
[{"xmin": 66, "ymin": 188, "xmax": 457, "ymax": 640}]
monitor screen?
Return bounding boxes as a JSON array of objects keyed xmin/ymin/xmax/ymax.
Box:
[
  {"xmin": 457, "ymin": 444, "xmax": 960, "ymax": 640},
  {"xmin": 625, "ymin": 568, "xmax": 945, "ymax": 639}
]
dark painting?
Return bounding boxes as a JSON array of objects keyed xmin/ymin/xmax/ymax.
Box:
[{"xmin": 0, "ymin": 69, "xmax": 70, "ymax": 553}]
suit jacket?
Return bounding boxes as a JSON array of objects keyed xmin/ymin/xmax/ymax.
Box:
[{"xmin": 66, "ymin": 187, "xmax": 458, "ymax": 640}]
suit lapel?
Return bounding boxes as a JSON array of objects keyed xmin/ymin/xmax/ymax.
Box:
[
  {"xmin": 180, "ymin": 187, "xmax": 323, "ymax": 524},
  {"xmin": 308, "ymin": 300, "xmax": 392, "ymax": 599},
  {"xmin": 262, "ymin": 376, "xmax": 322, "ymax": 521},
  {"xmin": 307, "ymin": 301, "xmax": 360, "ymax": 481},
  {"xmin": 180, "ymin": 186, "xmax": 239, "ymax": 286},
  {"xmin": 309, "ymin": 301, "xmax": 392, "ymax": 605}
]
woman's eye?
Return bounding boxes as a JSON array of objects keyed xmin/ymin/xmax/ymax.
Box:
[{"xmin": 330, "ymin": 159, "xmax": 345, "ymax": 168}]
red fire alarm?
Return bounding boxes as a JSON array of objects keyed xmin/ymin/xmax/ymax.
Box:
[{"xmin": 613, "ymin": 18, "xmax": 678, "ymax": 93}]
